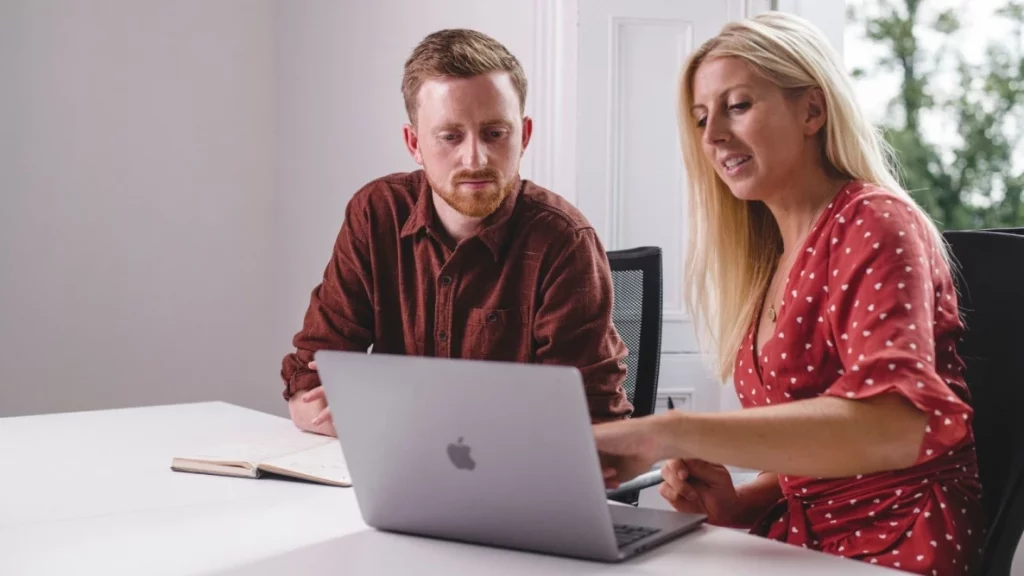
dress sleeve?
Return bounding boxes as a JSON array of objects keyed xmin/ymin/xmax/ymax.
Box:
[{"xmin": 821, "ymin": 193, "xmax": 971, "ymax": 465}]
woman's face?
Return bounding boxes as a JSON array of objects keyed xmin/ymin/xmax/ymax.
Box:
[{"xmin": 689, "ymin": 57, "xmax": 825, "ymax": 203}]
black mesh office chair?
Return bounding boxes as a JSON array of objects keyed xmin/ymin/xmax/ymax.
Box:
[
  {"xmin": 607, "ymin": 246, "xmax": 664, "ymax": 418},
  {"xmin": 606, "ymin": 246, "xmax": 663, "ymax": 505},
  {"xmin": 943, "ymin": 230, "xmax": 1024, "ymax": 576}
]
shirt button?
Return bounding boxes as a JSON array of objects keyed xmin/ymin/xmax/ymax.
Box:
[
  {"xmin": 486, "ymin": 312, "xmax": 498, "ymax": 323},
  {"xmin": 438, "ymin": 330, "xmax": 448, "ymax": 342},
  {"xmin": 440, "ymin": 275, "xmax": 452, "ymax": 286}
]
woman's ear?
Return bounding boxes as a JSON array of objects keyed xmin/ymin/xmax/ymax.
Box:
[{"xmin": 803, "ymin": 87, "xmax": 828, "ymax": 137}]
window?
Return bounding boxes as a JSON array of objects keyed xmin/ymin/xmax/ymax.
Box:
[{"xmin": 846, "ymin": 0, "xmax": 1024, "ymax": 230}]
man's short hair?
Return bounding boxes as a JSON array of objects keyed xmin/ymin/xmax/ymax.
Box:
[{"xmin": 402, "ymin": 28, "xmax": 527, "ymax": 125}]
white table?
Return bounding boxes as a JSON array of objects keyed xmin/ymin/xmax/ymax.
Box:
[{"xmin": 0, "ymin": 402, "xmax": 899, "ymax": 575}]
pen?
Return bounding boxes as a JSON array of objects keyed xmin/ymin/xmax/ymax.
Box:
[{"xmin": 606, "ymin": 469, "xmax": 664, "ymax": 498}]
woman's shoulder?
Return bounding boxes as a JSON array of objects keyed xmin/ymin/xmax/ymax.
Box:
[
  {"xmin": 818, "ymin": 180, "xmax": 936, "ymax": 252},
  {"xmin": 830, "ymin": 181, "xmax": 916, "ymax": 220}
]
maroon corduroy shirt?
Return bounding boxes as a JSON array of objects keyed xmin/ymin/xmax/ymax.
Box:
[{"xmin": 280, "ymin": 170, "xmax": 633, "ymax": 422}]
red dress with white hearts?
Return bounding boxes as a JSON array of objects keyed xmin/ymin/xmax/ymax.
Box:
[{"xmin": 735, "ymin": 181, "xmax": 986, "ymax": 575}]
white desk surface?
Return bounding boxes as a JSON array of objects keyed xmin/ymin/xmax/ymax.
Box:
[{"xmin": 0, "ymin": 401, "xmax": 899, "ymax": 575}]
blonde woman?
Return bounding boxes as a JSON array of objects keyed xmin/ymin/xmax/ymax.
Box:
[{"xmin": 594, "ymin": 12, "xmax": 984, "ymax": 575}]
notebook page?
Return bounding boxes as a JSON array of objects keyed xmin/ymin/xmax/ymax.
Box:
[
  {"xmin": 180, "ymin": 431, "xmax": 337, "ymax": 465},
  {"xmin": 262, "ymin": 440, "xmax": 350, "ymax": 485}
]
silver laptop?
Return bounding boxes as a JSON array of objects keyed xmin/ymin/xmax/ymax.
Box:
[{"xmin": 314, "ymin": 350, "xmax": 706, "ymax": 562}]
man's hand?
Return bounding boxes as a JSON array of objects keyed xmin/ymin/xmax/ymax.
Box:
[
  {"xmin": 287, "ymin": 361, "xmax": 337, "ymax": 437},
  {"xmin": 658, "ymin": 459, "xmax": 741, "ymax": 526}
]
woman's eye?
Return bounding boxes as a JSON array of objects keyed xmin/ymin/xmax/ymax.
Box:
[
  {"xmin": 729, "ymin": 101, "xmax": 751, "ymax": 112},
  {"xmin": 696, "ymin": 116, "xmax": 707, "ymax": 128}
]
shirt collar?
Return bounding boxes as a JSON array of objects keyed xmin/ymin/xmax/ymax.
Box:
[{"xmin": 399, "ymin": 172, "xmax": 435, "ymax": 239}]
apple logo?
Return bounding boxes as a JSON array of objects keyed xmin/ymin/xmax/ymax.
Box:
[{"xmin": 447, "ymin": 437, "xmax": 475, "ymax": 470}]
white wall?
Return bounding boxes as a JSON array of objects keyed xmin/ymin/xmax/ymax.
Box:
[
  {"xmin": 0, "ymin": 0, "xmax": 280, "ymax": 417},
  {"xmin": 776, "ymin": 0, "xmax": 846, "ymax": 60}
]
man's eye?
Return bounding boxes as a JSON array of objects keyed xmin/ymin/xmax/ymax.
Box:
[{"xmin": 440, "ymin": 134, "xmax": 460, "ymax": 142}]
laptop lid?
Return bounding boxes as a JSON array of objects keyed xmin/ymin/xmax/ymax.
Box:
[{"xmin": 314, "ymin": 351, "xmax": 623, "ymax": 560}]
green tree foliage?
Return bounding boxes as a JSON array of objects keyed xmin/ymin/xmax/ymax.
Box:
[{"xmin": 848, "ymin": 0, "xmax": 1024, "ymax": 229}]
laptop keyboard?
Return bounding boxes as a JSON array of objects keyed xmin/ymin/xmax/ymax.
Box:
[{"xmin": 613, "ymin": 524, "xmax": 661, "ymax": 548}]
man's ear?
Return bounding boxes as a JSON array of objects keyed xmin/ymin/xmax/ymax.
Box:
[
  {"xmin": 403, "ymin": 123, "xmax": 424, "ymax": 165},
  {"xmin": 520, "ymin": 116, "xmax": 533, "ymax": 156},
  {"xmin": 803, "ymin": 87, "xmax": 827, "ymax": 137}
]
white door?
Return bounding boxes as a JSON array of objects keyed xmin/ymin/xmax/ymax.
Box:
[{"xmin": 574, "ymin": 0, "xmax": 761, "ymax": 414}]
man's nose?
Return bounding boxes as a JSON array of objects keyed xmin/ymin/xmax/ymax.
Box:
[{"xmin": 460, "ymin": 136, "xmax": 487, "ymax": 169}]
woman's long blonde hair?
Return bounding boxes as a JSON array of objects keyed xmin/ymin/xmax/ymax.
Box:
[{"xmin": 680, "ymin": 11, "xmax": 949, "ymax": 381}]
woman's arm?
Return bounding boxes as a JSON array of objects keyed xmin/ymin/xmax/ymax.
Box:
[{"xmin": 655, "ymin": 392, "xmax": 927, "ymax": 478}]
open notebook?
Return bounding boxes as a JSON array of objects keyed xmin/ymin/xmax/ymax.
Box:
[{"xmin": 171, "ymin": 429, "xmax": 351, "ymax": 487}]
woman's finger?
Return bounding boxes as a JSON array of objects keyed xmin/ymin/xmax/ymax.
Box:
[
  {"xmin": 677, "ymin": 482, "xmax": 700, "ymax": 501},
  {"xmin": 659, "ymin": 481, "xmax": 680, "ymax": 502},
  {"xmin": 683, "ymin": 458, "xmax": 732, "ymax": 487},
  {"xmin": 661, "ymin": 464, "xmax": 680, "ymax": 489},
  {"xmin": 308, "ymin": 360, "xmax": 318, "ymax": 371},
  {"xmin": 662, "ymin": 474, "xmax": 692, "ymax": 500},
  {"xmin": 661, "ymin": 460, "xmax": 688, "ymax": 490},
  {"xmin": 669, "ymin": 458, "xmax": 690, "ymax": 480},
  {"xmin": 663, "ymin": 490, "xmax": 703, "ymax": 514}
]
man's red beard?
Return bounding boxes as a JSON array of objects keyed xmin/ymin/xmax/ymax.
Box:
[{"xmin": 431, "ymin": 167, "xmax": 517, "ymax": 218}]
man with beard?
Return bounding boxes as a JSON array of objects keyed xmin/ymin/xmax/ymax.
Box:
[{"xmin": 281, "ymin": 29, "xmax": 632, "ymax": 437}]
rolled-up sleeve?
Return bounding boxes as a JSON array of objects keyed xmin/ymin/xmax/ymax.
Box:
[{"xmin": 822, "ymin": 195, "xmax": 971, "ymax": 465}]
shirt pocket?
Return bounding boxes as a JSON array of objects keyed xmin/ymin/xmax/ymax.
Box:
[{"xmin": 462, "ymin": 306, "xmax": 531, "ymax": 362}]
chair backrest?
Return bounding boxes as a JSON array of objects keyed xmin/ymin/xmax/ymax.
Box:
[
  {"xmin": 982, "ymin": 227, "xmax": 1024, "ymax": 237},
  {"xmin": 942, "ymin": 230, "xmax": 1024, "ymax": 576},
  {"xmin": 999, "ymin": 448, "xmax": 1024, "ymax": 576},
  {"xmin": 606, "ymin": 247, "xmax": 663, "ymax": 419}
]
